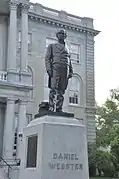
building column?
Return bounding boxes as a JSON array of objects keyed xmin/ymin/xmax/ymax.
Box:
[
  {"xmin": 7, "ymin": 0, "xmax": 19, "ymax": 81},
  {"xmin": 20, "ymin": 1, "xmax": 31, "ymax": 84},
  {"xmin": 0, "ymin": 104, "xmax": 5, "ymax": 158},
  {"xmin": 20, "ymin": 2, "xmax": 29, "ymax": 72},
  {"xmin": 17, "ymin": 100, "xmax": 27, "ymax": 159},
  {"xmin": 3, "ymin": 99, "xmax": 15, "ymax": 160}
]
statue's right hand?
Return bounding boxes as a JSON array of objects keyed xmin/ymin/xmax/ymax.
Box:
[{"xmin": 47, "ymin": 70, "xmax": 53, "ymax": 77}]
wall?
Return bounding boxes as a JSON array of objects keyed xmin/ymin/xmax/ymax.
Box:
[
  {"xmin": 25, "ymin": 19, "xmax": 87, "ymax": 120},
  {"xmin": 86, "ymin": 34, "xmax": 96, "ymax": 142}
]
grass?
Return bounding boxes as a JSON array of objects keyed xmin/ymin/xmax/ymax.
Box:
[{"xmin": 90, "ymin": 178, "xmax": 113, "ymax": 179}]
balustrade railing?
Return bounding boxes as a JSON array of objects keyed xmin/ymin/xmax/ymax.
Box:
[{"xmin": 0, "ymin": 71, "xmax": 7, "ymax": 81}]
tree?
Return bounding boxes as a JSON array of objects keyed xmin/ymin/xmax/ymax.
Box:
[
  {"xmin": 88, "ymin": 143, "xmax": 97, "ymax": 176},
  {"xmin": 110, "ymin": 125, "xmax": 119, "ymax": 176},
  {"xmin": 88, "ymin": 142, "xmax": 116, "ymax": 177},
  {"xmin": 96, "ymin": 97, "xmax": 119, "ymax": 147},
  {"xmin": 88, "ymin": 88, "xmax": 119, "ymax": 177}
]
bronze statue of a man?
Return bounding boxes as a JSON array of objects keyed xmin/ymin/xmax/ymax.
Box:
[{"xmin": 45, "ymin": 29, "xmax": 73, "ymax": 112}]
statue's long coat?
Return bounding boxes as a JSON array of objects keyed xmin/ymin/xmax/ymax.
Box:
[{"xmin": 45, "ymin": 42, "xmax": 72, "ymax": 93}]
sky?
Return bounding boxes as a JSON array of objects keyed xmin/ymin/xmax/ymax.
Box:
[{"xmin": 30, "ymin": 0, "xmax": 119, "ymax": 105}]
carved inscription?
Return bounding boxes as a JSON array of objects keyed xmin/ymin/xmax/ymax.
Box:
[{"xmin": 48, "ymin": 153, "xmax": 83, "ymax": 171}]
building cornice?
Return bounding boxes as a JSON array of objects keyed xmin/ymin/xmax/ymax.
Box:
[
  {"xmin": 28, "ymin": 12, "xmax": 100, "ymax": 36},
  {"xmin": 0, "ymin": 80, "xmax": 33, "ymax": 91},
  {"xmin": 0, "ymin": 1, "xmax": 100, "ymax": 36}
]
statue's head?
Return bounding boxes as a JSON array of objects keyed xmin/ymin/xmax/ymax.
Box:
[{"xmin": 56, "ymin": 29, "xmax": 67, "ymax": 41}]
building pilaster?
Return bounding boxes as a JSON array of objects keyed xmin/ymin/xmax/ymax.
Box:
[
  {"xmin": 20, "ymin": 1, "xmax": 31, "ymax": 84},
  {"xmin": 17, "ymin": 100, "xmax": 27, "ymax": 159},
  {"xmin": 7, "ymin": 0, "xmax": 19, "ymax": 82},
  {"xmin": 20, "ymin": 2, "xmax": 29, "ymax": 72},
  {"xmin": 2, "ymin": 98, "xmax": 15, "ymax": 161}
]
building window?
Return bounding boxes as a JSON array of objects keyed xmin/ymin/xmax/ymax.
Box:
[
  {"xmin": 44, "ymin": 73, "xmax": 50, "ymax": 102},
  {"xmin": 18, "ymin": 31, "xmax": 32, "ymax": 52},
  {"xmin": 13, "ymin": 114, "xmax": 18, "ymax": 157},
  {"xmin": 27, "ymin": 66, "xmax": 34, "ymax": 99},
  {"xmin": 26, "ymin": 135, "xmax": 38, "ymax": 168},
  {"xmin": 13, "ymin": 113, "xmax": 33, "ymax": 157},
  {"xmin": 18, "ymin": 31, "xmax": 21, "ymax": 43},
  {"xmin": 70, "ymin": 44, "xmax": 80, "ymax": 63},
  {"xmin": 68, "ymin": 76, "xmax": 80, "ymax": 105},
  {"xmin": 46, "ymin": 38, "xmax": 57, "ymax": 48},
  {"xmin": 0, "ymin": 71, "xmax": 7, "ymax": 81},
  {"xmin": 28, "ymin": 33, "xmax": 32, "ymax": 45}
]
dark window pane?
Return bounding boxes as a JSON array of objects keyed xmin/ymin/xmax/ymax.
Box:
[
  {"xmin": 26, "ymin": 135, "xmax": 38, "ymax": 168},
  {"xmin": 69, "ymin": 97, "xmax": 78, "ymax": 104},
  {"xmin": 14, "ymin": 145, "xmax": 17, "ymax": 150},
  {"xmin": 14, "ymin": 137, "xmax": 17, "ymax": 144},
  {"xmin": 13, "ymin": 152, "xmax": 16, "ymax": 156},
  {"xmin": 76, "ymin": 97, "xmax": 78, "ymax": 104}
]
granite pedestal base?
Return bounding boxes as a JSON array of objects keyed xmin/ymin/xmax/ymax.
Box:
[{"xmin": 19, "ymin": 115, "xmax": 89, "ymax": 179}]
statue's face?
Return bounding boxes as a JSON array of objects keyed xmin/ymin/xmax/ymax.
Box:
[{"xmin": 57, "ymin": 30, "xmax": 67, "ymax": 41}]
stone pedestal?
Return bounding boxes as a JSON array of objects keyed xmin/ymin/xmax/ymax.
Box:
[{"xmin": 19, "ymin": 115, "xmax": 89, "ymax": 179}]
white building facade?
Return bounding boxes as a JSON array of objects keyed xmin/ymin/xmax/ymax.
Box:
[{"xmin": 0, "ymin": 0, "xmax": 99, "ymax": 166}]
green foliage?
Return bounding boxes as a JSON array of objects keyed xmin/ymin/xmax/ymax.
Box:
[
  {"xmin": 88, "ymin": 88, "xmax": 119, "ymax": 177},
  {"xmin": 88, "ymin": 143, "xmax": 97, "ymax": 176},
  {"xmin": 88, "ymin": 143, "xmax": 115, "ymax": 177}
]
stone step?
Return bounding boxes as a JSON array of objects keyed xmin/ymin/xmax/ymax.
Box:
[
  {"xmin": 0, "ymin": 158, "xmax": 20, "ymax": 179},
  {"xmin": 0, "ymin": 159, "xmax": 20, "ymax": 166},
  {"xmin": 10, "ymin": 166, "xmax": 20, "ymax": 179},
  {"xmin": 0, "ymin": 166, "xmax": 20, "ymax": 179},
  {"xmin": 0, "ymin": 167, "xmax": 8, "ymax": 179}
]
